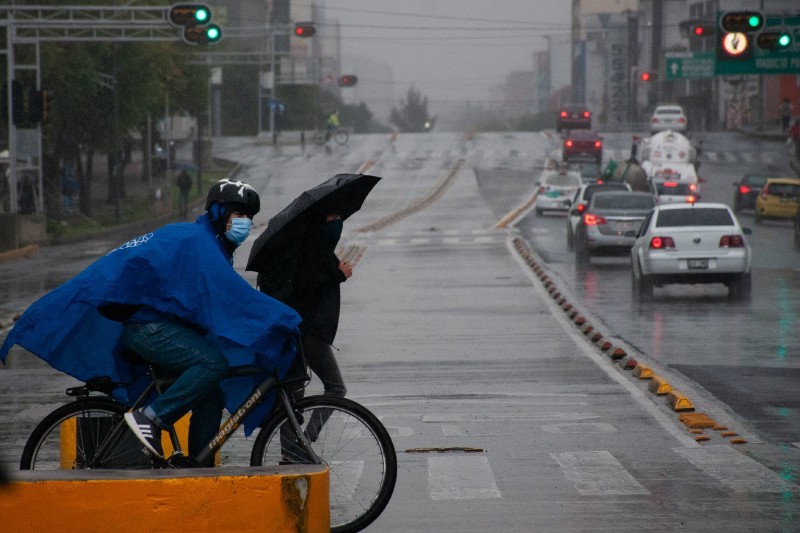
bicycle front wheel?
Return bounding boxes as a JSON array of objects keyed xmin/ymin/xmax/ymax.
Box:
[
  {"xmin": 20, "ymin": 398, "xmax": 155, "ymax": 470},
  {"xmin": 250, "ymin": 395, "xmax": 397, "ymax": 533},
  {"xmin": 334, "ymin": 129, "xmax": 349, "ymax": 145}
]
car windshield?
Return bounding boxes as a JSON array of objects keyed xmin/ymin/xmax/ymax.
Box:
[
  {"xmin": 545, "ymin": 173, "xmax": 581, "ymax": 187},
  {"xmin": 656, "ymin": 208, "xmax": 734, "ymax": 227},
  {"xmin": 584, "ymin": 184, "xmax": 628, "ymax": 200},
  {"xmin": 655, "ymin": 182, "xmax": 694, "ymax": 195},
  {"xmin": 592, "ymin": 194, "xmax": 654, "ymax": 210},
  {"xmin": 765, "ymin": 183, "xmax": 800, "ymax": 197},
  {"xmin": 743, "ymin": 175, "xmax": 769, "ymax": 187},
  {"xmin": 655, "ymin": 108, "xmax": 683, "ymax": 115}
]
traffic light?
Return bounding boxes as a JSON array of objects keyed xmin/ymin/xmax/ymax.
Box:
[
  {"xmin": 640, "ymin": 71, "xmax": 657, "ymax": 82},
  {"xmin": 691, "ymin": 24, "xmax": 714, "ymax": 37},
  {"xmin": 338, "ymin": 75, "xmax": 358, "ymax": 87},
  {"xmin": 720, "ymin": 11, "xmax": 764, "ymax": 33},
  {"xmin": 168, "ymin": 4, "xmax": 221, "ymax": 45},
  {"xmin": 294, "ymin": 23, "xmax": 316, "ymax": 38},
  {"xmin": 756, "ymin": 32, "xmax": 793, "ymax": 50}
]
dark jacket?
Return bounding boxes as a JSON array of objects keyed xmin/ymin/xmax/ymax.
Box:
[{"xmin": 293, "ymin": 223, "xmax": 346, "ymax": 344}]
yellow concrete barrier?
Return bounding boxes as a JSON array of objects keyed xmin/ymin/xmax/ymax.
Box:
[{"xmin": 0, "ymin": 465, "xmax": 329, "ymax": 533}]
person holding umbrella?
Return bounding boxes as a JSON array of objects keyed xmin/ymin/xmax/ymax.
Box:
[{"xmin": 250, "ymin": 174, "xmax": 381, "ymax": 402}]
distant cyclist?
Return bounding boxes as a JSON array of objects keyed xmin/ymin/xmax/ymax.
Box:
[{"xmin": 325, "ymin": 109, "xmax": 340, "ymax": 142}]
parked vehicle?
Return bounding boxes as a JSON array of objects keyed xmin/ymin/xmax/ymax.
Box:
[
  {"xmin": 562, "ymin": 130, "xmax": 603, "ymax": 164},
  {"xmin": 556, "ymin": 103, "xmax": 591, "ymax": 132},
  {"xmin": 651, "ymin": 180, "xmax": 700, "ymax": 205},
  {"xmin": 649, "ymin": 104, "xmax": 687, "ymax": 134},
  {"xmin": 753, "ymin": 177, "xmax": 800, "ymax": 224},
  {"xmin": 574, "ymin": 191, "xmax": 655, "ymax": 268},
  {"xmin": 631, "ymin": 203, "xmax": 752, "ymax": 300}
]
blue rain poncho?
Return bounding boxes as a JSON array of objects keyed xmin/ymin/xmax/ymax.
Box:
[{"xmin": 0, "ymin": 214, "xmax": 302, "ymax": 435}]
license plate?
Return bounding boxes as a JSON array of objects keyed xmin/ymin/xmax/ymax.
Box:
[
  {"xmin": 687, "ymin": 259, "xmax": 708, "ymax": 269},
  {"xmin": 616, "ymin": 222, "xmax": 634, "ymax": 232}
]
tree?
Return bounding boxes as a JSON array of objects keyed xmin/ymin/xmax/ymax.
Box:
[{"xmin": 390, "ymin": 87, "xmax": 431, "ymax": 133}]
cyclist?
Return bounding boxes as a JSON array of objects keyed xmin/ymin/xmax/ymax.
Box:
[
  {"xmin": 325, "ymin": 109, "xmax": 340, "ymax": 142},
  {"xmin": 0, "ymin": 179, "xmax": 302, "ymax": 466}
]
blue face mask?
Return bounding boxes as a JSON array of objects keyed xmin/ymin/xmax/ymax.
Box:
[{"xmin": 225, "ymin": 217, "xmax": 252, "ymax": 245}]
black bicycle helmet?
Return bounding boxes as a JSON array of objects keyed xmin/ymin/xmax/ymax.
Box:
[{"xmin": 205, "ymin": 179, "xmax": 260, "ymax": 217}]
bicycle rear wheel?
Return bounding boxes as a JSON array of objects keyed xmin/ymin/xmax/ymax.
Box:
[
  {"xmin": 250, "ymin": 395, "xmax": 397, "ymax": 533},
  {"xmin": 20, "ymin": 398, "xmax": 155, "ymax": 470},
  {"xmin": 334, "ymin": 129, "xmax": 349, "ymax": 145}
]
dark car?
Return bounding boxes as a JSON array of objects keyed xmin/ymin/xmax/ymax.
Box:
[
  {"xmin": 566, "ymin": 182, "xmax": 632, "ymax": 250},
  {"xmin": 562, "ymin": 130, "xmax": 602, "ymax": 164},
  {"xmin": 732, "ymin": 174, "xmax": 773, "ymax": 212},
  {"xmin": 557, "ymin": 103, "xmax": 591, "ymax": 132}
]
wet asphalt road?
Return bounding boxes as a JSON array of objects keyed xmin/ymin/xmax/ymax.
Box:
[{"xmin": 1, "ymin": 131, "xmax": 798, "ymax": 531}]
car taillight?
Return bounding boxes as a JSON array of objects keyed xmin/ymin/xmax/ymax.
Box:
[
  {"xmin": 686, "ymin": 195, "xmax": 697, "ymax": 204},
  {"xmin": 594, "ymin": 141, "xmax": 602, "ymax": 148},
  {"xmin": 663, "ymin": 181, "xmax": 678, "ymax": 187},
  {"xmin": 576, "ymin": 203, "xmax": 586, "ymax": 213},
  {"xmin": 678, "ymin": 117, "xmax": 686, "ymax": 123},
  {"xmin": 565, "ymin": 140, "xmax": 574, "ymax": 147},
  {"xmin": 560, "ymin": 111, "xmax": 568, "ymax": 118},
  {"xmin": 689, "ymin": 183, "xmax": 697, "ymax": 192},
  {"xmin": 651, "ymin": 117, "xmax": 658, "ymax": 123},
  {"xmin": 583, "ymin": 111, "xmax": 591, "ymax": 118},
  {"xmin": 649, "ymin": 236, "xmax": 675, "ymax": 249},
  {"xmin": 720, "ymin": 235, "xmax": 745, "ymax": 248},
  {"xmin": 739, "ymin": 185, "xmax": 751, "ymax": 194},
  {"xmin": 583, "ymin": 213, "xmax": 606, "ymax": 226}
]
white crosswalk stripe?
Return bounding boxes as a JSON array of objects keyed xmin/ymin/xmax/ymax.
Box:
[{"xmin": 428, "ymin": 455, "xmax": 502, "ymax": 500}]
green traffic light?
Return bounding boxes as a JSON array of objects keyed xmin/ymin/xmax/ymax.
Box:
[
  {"xmin": 748, "ymin": 15, "xmax": 762, "ymax": 28},
  {"xmin": 195, "ymin": 8, "xmax": 209, "ymax": 23},
  {"xmin": 206, "ymin": 25, "xmax": 220, "ymax": 42},
  {"xmin": 778, "ymin": 34, "xmax": 792, "ymax": 48}
]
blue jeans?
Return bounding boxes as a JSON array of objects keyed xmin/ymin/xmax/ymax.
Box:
[{"xmin": 122, "ymin": 322, "xmax": 228, "ymax": 462}]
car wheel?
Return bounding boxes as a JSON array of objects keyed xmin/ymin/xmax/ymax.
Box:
[
  {"xmin": 729, "ymin": 272, "xmax": 752, "ymax": 300},
  {"xmin": 575, "ymin": 239, "xmax": 590, "ymax": 269}
]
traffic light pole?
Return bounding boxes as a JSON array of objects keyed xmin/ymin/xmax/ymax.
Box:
[{"xmin": 0, "ymin": 4, "xmax": 203, "ymax": 215}]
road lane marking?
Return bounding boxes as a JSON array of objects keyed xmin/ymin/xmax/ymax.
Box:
[
  {"xmin": 428, "ymin": 455, "xmax": 502, "ymax": 500},
  {"xmin": 675, "ymin": 445, "xmax": 800, "ymax": 493},
  {"xmin": 550, "ymin": 450, "xmax": 650, "ymax": 496},
  {"xmin": 541, "ymin": 422, "xmax": 617, "ymax": 434}
]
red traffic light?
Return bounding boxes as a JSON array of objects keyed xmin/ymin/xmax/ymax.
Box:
[
  {"xmin": 640, "ymin": 71, "xmax": 652, "ymax": 81},
  {"xmin": 294, "ymin": 23, "xmax": 316, "ymax": 37},
  {"xmin": 692, "ymin": 24, "xmax": 713, "ymax": 37},
  {"xmin": 338, "ymin": 75, "xmax": 358, "ymax": 87}
]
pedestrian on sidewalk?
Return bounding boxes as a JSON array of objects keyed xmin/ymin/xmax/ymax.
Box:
[
  {"xmin": 790, "ymin": 118, "xmax": 800, "ymax": 160},
  {"xmin": 781, "ymin": 98, "xmax": 793, "ymax": 132},
  {"xmin": 176, "ymin": 169, "xmax": 192, "ymax": 219}
]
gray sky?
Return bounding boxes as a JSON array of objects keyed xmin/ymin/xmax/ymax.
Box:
[{"xmin": 313, "ymin": 0, "xmax": 572, "ymax": 115}]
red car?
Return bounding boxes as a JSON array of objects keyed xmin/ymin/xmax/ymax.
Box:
[
  {"xmin": 563, "ymin": 130, "xmax": 603, "ymax": 164},
  {"xmin": 556, "ymin": 103, "xmax": 591, "ymax": 132}
]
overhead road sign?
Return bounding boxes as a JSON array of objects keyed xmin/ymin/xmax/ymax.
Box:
[{"xmin": 665, "ymin": 52, "xmax": 715, "ymax": 80}]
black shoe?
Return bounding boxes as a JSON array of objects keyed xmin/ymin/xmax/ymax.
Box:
[{"xmin": 124, "ymin": 409, "xmax": 164, "ymax": 458}]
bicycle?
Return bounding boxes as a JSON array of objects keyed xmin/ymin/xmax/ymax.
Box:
[
  {"xmin": 20, "ymin": 338, "xmax": 397, "ymax": 533},
  {"xmin": 312, "ymin": 128, "xmax": 349, "ymax": 146}
]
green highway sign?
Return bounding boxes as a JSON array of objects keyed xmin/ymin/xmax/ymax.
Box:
[
  {"xmin": 666, "ymin": 52, "xmax": 715, "ymax": 80},
  {"xmin": 715, "ymin": 12, "xmax": 800, "ymax": 75}
]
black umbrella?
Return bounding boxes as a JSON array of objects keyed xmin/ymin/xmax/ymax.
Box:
[{"xmin": 246, "ymin": 173, "xmax": 381, "ymax": 272}]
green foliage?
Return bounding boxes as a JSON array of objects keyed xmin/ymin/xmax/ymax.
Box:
[{"xmin": 390, "ymin": 87, "xmax": 431, "ymax": 133}]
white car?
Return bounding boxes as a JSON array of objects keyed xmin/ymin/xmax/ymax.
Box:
[
  {"xmin": 651, "ymin": 180, "xmax": 700, "ymax": 205},
  {"xmin": 535, "ymin": 168, "xmax": 582, "ymax": 216},
  {"xmin": 630, "ymin": 203, "xmax": 752, "ymax": 299},
  {"xmin": 649, "ymin": 104, "xmax": 687, "ymax": 134}
]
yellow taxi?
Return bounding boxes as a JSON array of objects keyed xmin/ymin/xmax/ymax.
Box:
[{"xmin": 754, "ymin": 177, "xmax": 800, "ymax": 224}]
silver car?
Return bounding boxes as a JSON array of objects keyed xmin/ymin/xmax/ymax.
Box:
[
  {"xmin": 630, "ymin": 203, "xmax": 752, "ymax": 300},
  {"xmin": 574, "ymin": 191, "xmax": 655, "ymax": 268}
]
